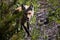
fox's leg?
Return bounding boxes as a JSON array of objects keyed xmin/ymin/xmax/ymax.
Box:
[
  {"xmin": 20, "ymin": 23, "xmax": 23, "ymax": 30},
  {"xmin": 27, "ymin": 20, "xmax": 29, "ymax": 31},
  {"xmin": 22, "ymin": 23, "xmax": 31, "ymax": 36}
]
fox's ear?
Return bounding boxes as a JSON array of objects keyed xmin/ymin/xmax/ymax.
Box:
[
  {"xmin": 21, "ymin": 4, "xmax": 25, "ymax": 10},
  {"xmin": 30, "ymin": 4, "xmax": 33, "ymax": 8},
  {"xmin": 28, "ymin": 4, "xmax": 34, "ymax": 10}
]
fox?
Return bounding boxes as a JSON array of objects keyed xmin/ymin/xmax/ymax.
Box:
[{"xmin": 13, "ymin": 4, "xmax": 34, "ymax": 36}]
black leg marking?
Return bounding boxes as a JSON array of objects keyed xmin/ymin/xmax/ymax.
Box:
[
  {"xmin": 22, "ymin": 24, "xmax": 31, "ymax": 36},
  {"xmin": 20, "ymin": 24, "xmax": 23, "ymax": 30},
  {"xmin": 27, "ymin": 21, "xmax": 29, "ymax": 31}
]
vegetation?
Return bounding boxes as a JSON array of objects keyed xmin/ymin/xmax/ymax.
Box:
[{"xmin": 0, "ymin": 0, "xmax": 60, "ymax": 40}]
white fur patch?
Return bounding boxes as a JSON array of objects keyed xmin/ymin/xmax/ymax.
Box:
[
  {"xmin": 27, "ymin": 9, "xmax": 34, "ymax": 20},
  {"xmin": 24, "ymin": 5, "xmax": 29, "ymax": 9}
]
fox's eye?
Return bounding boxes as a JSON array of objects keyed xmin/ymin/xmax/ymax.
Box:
[{"xmin": 28, "ymin": 13, "xmax": 31, "ymax": 15}]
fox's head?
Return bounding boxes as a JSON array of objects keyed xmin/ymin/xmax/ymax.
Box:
[{"xmin": 15, "ymin": 4, "xmax": 34, "ymax": 20}]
